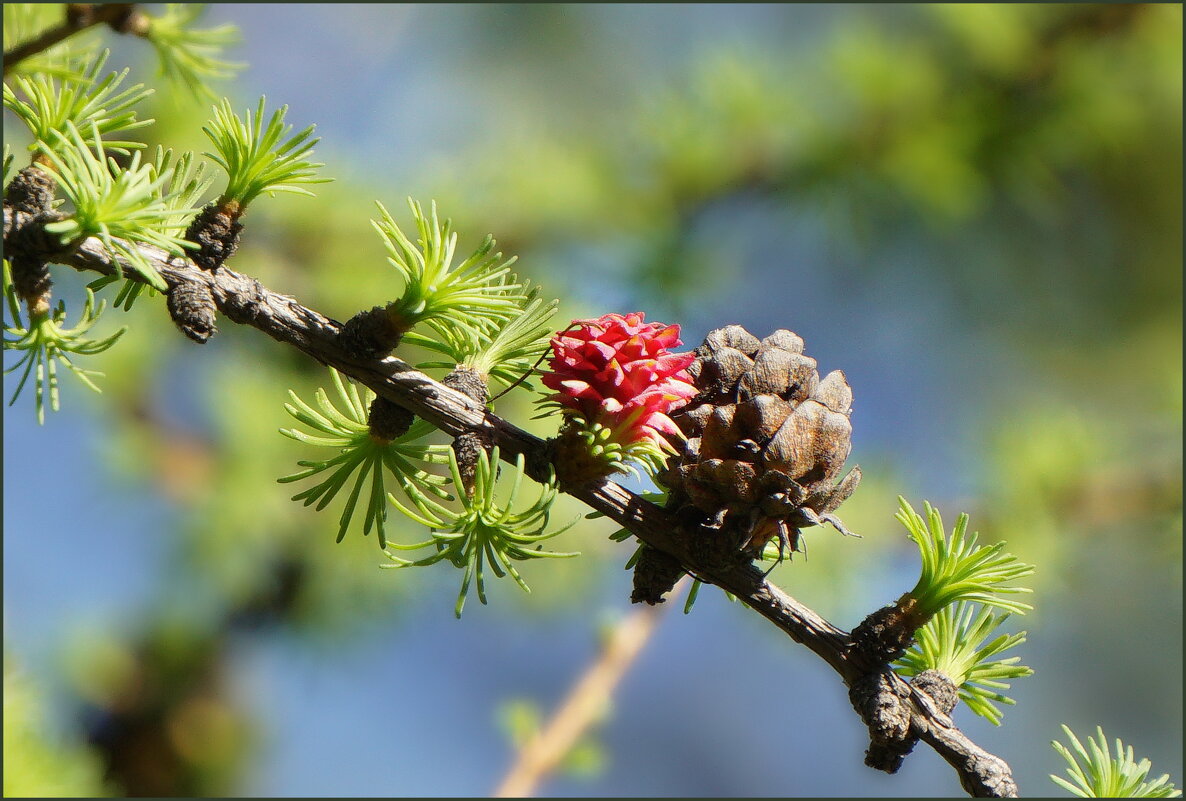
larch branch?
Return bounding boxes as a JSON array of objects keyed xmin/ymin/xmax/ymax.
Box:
[{"xmin": 1, "ymin": 206, "xmax": 1020, "ymax": 797}]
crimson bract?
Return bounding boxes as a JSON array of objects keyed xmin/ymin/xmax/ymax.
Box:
[{"xmin": 541, "ymin": 312, "xmax": 696, "ymax": 481}]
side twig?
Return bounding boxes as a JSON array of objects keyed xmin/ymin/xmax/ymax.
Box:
[
  {"xmin": 1, "ymin": 207, "xmax": 1018, "ymax": 797},
  {"xmin": 3, "ymin": 4, "xmax": 146, "ymax": 74}
]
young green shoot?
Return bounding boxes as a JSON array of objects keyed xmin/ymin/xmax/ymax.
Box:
[
  {"xmin": 372, "ymin": 198, "xmax": 532, "ymax": 336},
  {"xmin": 898, "ymin": 497, "xmax": 1035, "ymax": 619},
  {"xmin": 3, "ymin": 259, "xmax": 126, "ymax": 424},
  {"xmin": 279, "ymin": 369, "xmax": 452, "ymax": 548},
  {"xmin": 383, "ymin": 447, "xmax": 577, "ymax": 618},
  {"xmin": 403, "ymin": 288, "xmax": 559, "ymax": 390},
  {"xmin": 151, "ymin": 146, "xmax": 216, "ymax": 219},
  {"xmin": 1050, "ymin": 725, "xmax": 1181, "ymax": 798},
  {"xmin": 202, "ymin": 96, "xmax": 329, "ymax": 215},
  {"xmin": 3, "ymin": 49, "xmax": 152, "ymax": 161},
  {"xmin": 38, "ymin": 122, "xmax": 197, "ymax": 292},
  {"xmin": 88, "ymin": 146, "xmax": 216, "ymax": 309},
  {"xmin": 894, "ymin": 601, "xmax": 1033, "ymax": 725}
]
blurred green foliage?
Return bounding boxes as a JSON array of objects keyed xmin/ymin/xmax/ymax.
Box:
[{"xmin": 4, "ymin": 660, "xmax": 109, "ymax": 797}]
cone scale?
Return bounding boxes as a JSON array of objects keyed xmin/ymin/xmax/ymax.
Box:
[{"xmin": 657, "ymin": 325, "xmax": 861, "ymax": 559}]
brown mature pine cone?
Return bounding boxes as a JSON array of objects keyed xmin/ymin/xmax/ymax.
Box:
[{"xmin": 657, "ymin": 325, "xmax": 861, "ymax": 559}]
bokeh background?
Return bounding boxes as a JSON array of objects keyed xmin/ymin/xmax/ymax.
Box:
[{"xmin": 4, "ymin": 4, "xmax": 1181, "ymax": 797}]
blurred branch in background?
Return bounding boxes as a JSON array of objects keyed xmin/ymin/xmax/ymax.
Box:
[
  {"xmin": 494, "ymin": 576, "xmax": 691, "ymax": 798},
  {"xmin": 3, "ymin": 4, "xmax": 139, "ymax": 73},
  {"xmin": 72, "ymin": 553, "xmax": 307, "ymax": 796}
]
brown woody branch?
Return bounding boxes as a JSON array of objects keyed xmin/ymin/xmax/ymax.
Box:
[
  {"xmin": 1, "ymin": 205, "xmax": 1018, "ymax": 797},
  {"xmin": 3, "ymin": 5, "xmax": 148, "ymax": 75}
]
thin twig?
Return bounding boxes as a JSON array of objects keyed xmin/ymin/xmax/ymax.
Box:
[
  {"xmin": 487, "ymin": 320, "xmax": 579, "ymax": 404},
  {"xmin": 493, "ymin": 576, "xmax": 691, "ymax": 798},
  {"xmin": 3, "ymin": 4, "xmax": 143, "ymax": 74},
  {"xmin": 1, "ymin": 207, "xmax": 1019, "ymax": 797}
]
